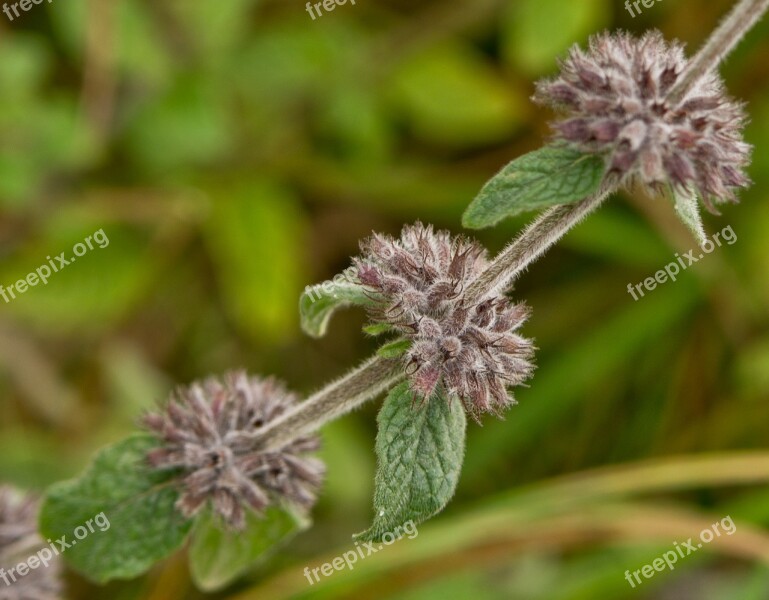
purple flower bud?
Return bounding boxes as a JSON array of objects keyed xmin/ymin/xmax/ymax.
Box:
[
  {"xmin": 142, "ymin": 372, "xmax": 324, "ymax": 530},
  {"xmin": 354, "ymin": 223, "xmax": 536, "ymax": 421},
  {"xmin": 0, "ymin": 486, "xmax": 62, "ymax": 599},
  {"xmin": 534, "ymin": 31, "xmax": 751, "ymax": 208}
]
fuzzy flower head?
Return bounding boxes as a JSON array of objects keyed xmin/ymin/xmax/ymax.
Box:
[
  {"xmin": 143, "ymin": 372, "xmax": 324, "ymax": 531},
  {"xmin": 535, "ymin": 31, "xmax": 751, "ymax": 212},
  {"xmin": 355, "ymin": 223, "xmax": 535, "ymax": 421},
  {"xmin": 0, "ymin": 486, "xmax": 62, "ymax": 600}
]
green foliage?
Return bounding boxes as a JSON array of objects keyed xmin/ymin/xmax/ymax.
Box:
[
  {"xmin": 205, "ymin": 180, "xmax": 308, "ymax": 342},
  {"xmin": 357, "ymin": 382, "xmax": 466, "ymax": 542},
  {"xmin": 300, "ymin": 280, "xmax": 373, "ymax": 338},
  {"xmin": 390, "ymin": 43, "xmax": 526, "ymax": 146},
  {"xmin": 0, "ymin": 222, "xmax": 155, "ymax": 334},
  {"xmin": 39, "ymin": 435, "xmax": 192, "ymax": 583},
  {"xmin": 126, "ymin": 76, "xmax": 232, "ymax": 171},
  {"xmin": 673, "ymin": 187, "xmax": 708, "ymax": 245},
  {"xmin": 462, "ymin": 145, "xmax": 606, "ymax": 228},
  {"xmin": 189, "ymin": 506, "xmax": 309, "ymax": 592},
  {"xmin": 166, "ymin": 0, "xmax": 255, "ymax": 64},
  {"xmin": 50, "ymin": 0, "xmax": 172, "ymax": 82},
  {"xmin": 0, "ymin": 34, "xmax": 95, "ymax": 206},
  {"xmin": 363, "ymin": 323, "xmax": 397, "ymax": 337},
  {"xmin": 503, "ymin": 0, "xmax": 608, "ymax": 74},
  {"xmin": 376, "ymin": 338, "xmax": 411, "ymax": 358}
]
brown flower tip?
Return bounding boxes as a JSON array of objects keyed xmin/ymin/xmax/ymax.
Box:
[
  {"xmin": 0, "ymin": 485, "xmax": 62, "ymax": 600},
  {"xmin": 534, "ymin": 31, "xmax": 751, "ymax": 212},
  {"xmin": 142, "ymin": 372, "xmax": 324, "ymax": 531},
  {"xmin": 355, "ymin": 222, "xmax": 535, "ymax": 421}
]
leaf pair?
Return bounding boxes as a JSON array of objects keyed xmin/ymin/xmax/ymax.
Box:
[{"xmin": 39, "ymin": 434, "xmax": 307, "ymax": 591}]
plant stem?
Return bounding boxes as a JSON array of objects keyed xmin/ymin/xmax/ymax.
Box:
[
  {"xmin": 464, "ymin": 186, "xmax": 613, "ymax": 304},
  {"xmin": 255, "ymin": 355, "xmax": 403, "ymax": 451},
  {"xmin": 666, "ymin": 0, "xmax": 769, "ymax": 106}
]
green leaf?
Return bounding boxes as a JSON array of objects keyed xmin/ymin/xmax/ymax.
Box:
[
  {"xmin": 300, "ymin": 280, "xmax": 373, "ymax": 338},
  {"xmin": 363, "ymin": 323, "xmax": 397, "ymax": 337},
  {"xmin": 205, "ymin": 180, "xmax": 308, "ymax": 343},
  {"xmin": 673, "ymin": 187, "xmax": 707, "ymax": 245},
  {"xmin": 390, "ymin": 42, "xmax": 526, "ymax": 147},
  {"xmin": 0, "ymin": 223, "xmax": 155, "ymax": 334},
  {"xmin": 39, "ymin": 434, "xmax": 193, "ymax": 583},
  {"xmin": 376, "ymin": 338, "xmax": 412, "ymax": 358},
  {"xmin": 356, "ymin": 382, "xmax": 466, "ymax": 542},
  {"xmin": 50, "ymin": 0, "xmax": 172, "ymax": 84},
  {"xmin": 463, "ymin": 145, "xmax": 606, "ymax": 229},
  {"xmin": 503, "ymin": 0, "xmax": 608, "ymax": 75},
  {"xmin": 189, "ymin": 505, "xmax": 309, "ymax": 592},
  {"xmin": 166, "ymin": 0, "xmax": 254, "ymax": 65},
  {"xmin": 127, "ymin": 75, "xmax": 232, "ymax": 171}
]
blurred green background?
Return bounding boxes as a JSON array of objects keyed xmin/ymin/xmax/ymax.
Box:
[{"xmin": 2, "ymin": 0, "xmax": 769, "ymax": 598}]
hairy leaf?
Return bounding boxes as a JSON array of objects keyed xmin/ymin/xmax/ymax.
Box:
[
  {"xmin": 39, "ymin": 434, "xmax": 192, "ymax": 583},
  {"xmin": 363, "ymin": 323, "xmax": 397, "ymax": 337},
  {"xmin": 356, "ymin": 382, "xmax": 466, "ymax": 542},
  {"xmin": 673, "ymin": 187, "xmax": 708, "ymax": 245},
  {"xmin": 300, "ymin": 280, "xmax": 373, "ymax": 338},
  {"xmin": 376, "ymin": 338, "xmax": 412, "ymax": 358},
  {"xmin": 463, "ymin": 145, "xmax": 605, "ymax": 229},
  {"xmin": 189, "ymin": 505, "xmax": 309, "ymax": 592}
]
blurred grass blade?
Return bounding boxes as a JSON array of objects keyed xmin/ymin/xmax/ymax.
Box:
[{"xmin": 229, "ymin": 453, "xmax": 769, "ymax": 600}]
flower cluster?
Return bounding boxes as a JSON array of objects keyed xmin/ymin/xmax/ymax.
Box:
[
  {"xmin": 0, "ymin": 486, "xmax": 62, "ymax": 600},
  {"xmin": 143, "ymin": 372, "xmax": 324, "ymax": 530},
  {"xmin": 355, "ymin": 223, "xmax": 535, "ymax": 421},
  {"xmin": 534, "ymin": 31, "xmax": 751, "ymax": 211}
]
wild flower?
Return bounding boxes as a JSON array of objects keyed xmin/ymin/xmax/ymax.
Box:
[
  {"xmin": 0, "ymin": 485, "xmax": 62, "ymax": 600},
  {"xmin": 143, "ymin": 372, "xmax": 325, "ymax": 530},
  {"xmin": 354, "ymin": 223, "xmax": 535, "ymax": 420},
  {"xmin": 535, "ymin": 31, "xmax": 751, "ymax": 212}
]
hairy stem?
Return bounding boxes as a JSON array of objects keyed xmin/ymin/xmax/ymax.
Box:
[
  {"xmin": 667, "ymin": 0, "xmax": 769, "ymax": 105},
  {"xmin": 464, "ymin": 186, "xmax": 613, "ymax": 304},
  {"xmin": 255, "ymin": 355, "xmax": 403, "ymax": 451}
]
